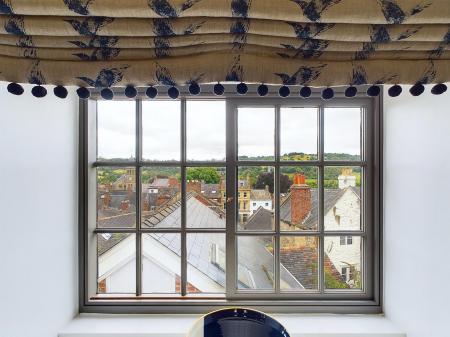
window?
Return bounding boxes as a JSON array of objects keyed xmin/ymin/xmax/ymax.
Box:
[
  {"xmin": 80, "ymin": 87, "xmax": 382, "ymax": 313},
  {"xmin": 340, "ymin": 236, "xmax": 353, "ymax": 245}
]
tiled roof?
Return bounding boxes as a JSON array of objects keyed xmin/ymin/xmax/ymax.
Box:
[{"xmin": 250, "ymin": 189, "xmax": 271, "ymax": 201}]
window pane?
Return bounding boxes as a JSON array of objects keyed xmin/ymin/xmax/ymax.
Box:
[
  {"xmin": 141, "ymin": 167, "xmax": 181, "ymax": 228},
  {"xmin": 187, "ymin": 167, "xmax": 226, "ymax": 228},
  {"xmin": 142, "ymin": 233, "xmax": 180, "ymax": 294},
  {"xmin": 97, "ymin": 101, "xmax": 135, "ymax": 160},
  {"xmin": 324, "ymin": 166, "xmax": 361, "ymax": 231},
  {"xmin": 237, "ymin": 236, "xmax": 274, "ymax": 290},
  {"xmin": 280, "ymin": 236, "xmax": 319, "ymax": 290},
  {"xmin": 238, "ymin": 107, "xmax": 275, "ymax": 161},
  {"xmin": 280, "ymin": 167, "xmax": 318, "ymax": 231},
  {"xmin": 142, "ymin": 100, "xmax": 180, "ymax": 162},
  {"xmin": 186, "ymin": 100, "xmax": 226, "ymax": 161},
  {"xmin": 187, "ymin": 233, "xmax": 226, "ymax": 294},
  {"xmin": 238, "ymin": 166, "xmax": 274, "ymax": 231},
  {"xmin": 97, "ymin": 233, "xmax": 135, "ymax": 294},
  {"xmin": 324, "ymin": 107, "xmax": 361, "ymax": 161},
  {"xmin": 325, "ymin": 236, "xmax": 362, "ymax": 290},
  {"xmin": 280, "ymin": 107, "xmax": 318, "ymax": 160},
  {"xmin": 97, "ymin": 167, "xmax": 136, "ymax": 228}
]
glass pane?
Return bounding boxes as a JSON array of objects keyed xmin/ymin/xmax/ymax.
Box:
[
  {"xmin": 142, "ymin": 233, "xmax": 180, "ymax": 294},
  {"xmin": 97, "ymin": 100, "xmax": 135, "ymax": 160},
  {"xmin": 324, "ymin": 107, "xmax": 361, "ymax": 161},
  {"xmin": 186, "ymin": 100, "xmax": 226, "ymax": 161},
  {"xmin": 237, "ymin": 236, "xmax": 274, "ymax": 290},
  {"xmin": 325, "ymin": 236, "xmax": 362, "ymax": 290},
  {"xmin": 238, "ymin": 107, "xmax": 275, "ymax": 161},
  {"xmin": 142, "ymin": 100, "xmax": 180, "ymax": 162},
  {"xmin": 280, "ymin": 236, "xmax": 319, "ymax": 290},
  {"xmin": 97, "ymin": 233, "xmax": 135, "ymax": 294},
  {"xmin": 187, "ymin": 233, "xmax": 226, "ymax": 294},
  {"xmin": 97, "ymin": 167, "xmax": 136, "ymax": 228},
  {"xmin": 324, "ymin": 166, "xmax": 361, "ymax": 231},
  {"xmin": 238, "ymin": 166, "xmax": 274, "ymax": 231},
  {"xmin": 141, "ymin": 167, "xmax": 181, "ymax": 228},
  {"xmin": 280, "ymin": 107, "xmax": 318, "ymax": 160},
  {"xmin": 280, "ymin": 167, "xmax": 319, "ymax": 231},
  {"xmin": 187, "ymin": 167, "xmax": 226, "ymax": 228}
]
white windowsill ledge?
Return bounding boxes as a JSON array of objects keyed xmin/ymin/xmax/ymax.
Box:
[{"xmin": 59, "ymin": 314, "xmax": 405, "ymax": 337}]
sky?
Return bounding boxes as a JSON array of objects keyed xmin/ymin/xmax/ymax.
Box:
[{"xmin": 97, "ymin": 100, "xmax": 361, "ymax": 160}]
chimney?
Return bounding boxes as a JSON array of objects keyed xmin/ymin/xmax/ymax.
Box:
[
  {"xmin": 338, "ymin": 168, "xmax": 356, "ymax": 189},
  {"xmin": 187, "ymin": 180, "xmax": 201, "ymax": 194},
  {"xmin": 290, "ymin": 174, "xmax": 311, "ymax": 225}
]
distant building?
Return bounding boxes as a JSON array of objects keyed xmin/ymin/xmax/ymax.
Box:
[
  {"xmin": 250, "ymin": 186, "xmax": 272, "ymax": 215},
  {"xmin": 111, "ymin": 168, "xmax": 135, "ymax": 191}
]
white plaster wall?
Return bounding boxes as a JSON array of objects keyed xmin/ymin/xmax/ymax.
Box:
[
  {"xmin": 0, "ymin": 84, "xmax": 79, "ymax": 337},
  {"xmin": 384, "ymin": 87, "xmax": 450, "ymax": 337},
  {"xmin": 250, "ymin": 200, "xmax": 272, "ymax": 214}
]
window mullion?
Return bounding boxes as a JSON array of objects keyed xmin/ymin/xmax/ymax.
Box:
[
  {"xmin": 225, "ymin": 100, "xmax": 237, "ymax": 299},
  {"xmin": 180, "ymin": 98, "xmax": 187, "ymax": 296},
  {"xmin": 136, "ymin": 99, "xmax": 142, "ymax": 296},
  {"xmin": 318, "ymin": 104, "xmax": 325, "ymax": 294},
  {"xmin": 274, "ymin": 104, "xmax": 281, "ymax": 294}
]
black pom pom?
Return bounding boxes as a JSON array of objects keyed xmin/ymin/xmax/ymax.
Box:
[
  {"xmin": 146, "ymin": 86, "xmax": 157, "ymax": 98},
  {"xmin": 299, "ymin": 86, "xmax": 312, "ymax": 98},
  {"xmin": 322, "ymin": 87, "xmax": 334, "ymax": 100},
  {"xmin": 409, "ymin": 83, "xmax": 425, "ymax": 96},
  {"xmin": 125, "ymin": 85, "xmax": 137, "ymax": 98},
  {"xmin": 237, "ymin": 82, "xmax": 248, "ymax": 95},
  {"xmin": 77, "ymin": 87, "xmax": 90, "ymax": 99},
  {"xmin": 279, "ymin": 85, "xmax": 290, "ymax": 97},
  {"xmin": 367, "ymin": 85, "xmax": 380, "ymax": 97},
  {"xmin": 213, "ymin": 83, "xmax": 225, "ymax": 96},
  {"xmin": 7, "ymin": 82, "xmax": 24, "ymax": 95},
  {"xmin": 431, "ymin": 83, "xmax": 447, "ymax": 95},
  {"xmin": 257, "ymin": 84, "xmax": 268, "ymax": 96},
  {"xmin": 101, "ymin": 88, "xmax": 114, "ymax": 100},
  {"xmin": 168, "ymin": 86, "xmax": 179, "ymax": 99},
  {"xmin": 345, "ymin": 86, "xmax": 357, "ymax": 98},
  {"xmin": 388, "ymin": 85, "xmax": 402, "ymax": 97},
  {"xmin": 188, "ymin": 82, "xmax": 201, "ymax": 95},
  {"xmin": 31, "ymin": 85, "xmax": 47, "ymax": 98},
  {"xmin": 54, "ymin": 85, "xmax": 68, "ymax": 99}
]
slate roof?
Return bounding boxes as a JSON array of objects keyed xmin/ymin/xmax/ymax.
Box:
[
  {"xmin": 201, "ymin": 183, "xmax": 221, "ymax": 199},
  {"xmin": 98, "ymin": 192, "xmax": 301, "ymax": 290},
  {"xmin": 243, "ymin": 207, "xmax": 273, "ymax": 231}
]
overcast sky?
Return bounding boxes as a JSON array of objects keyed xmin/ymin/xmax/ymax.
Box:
[{"xmin": 97, "ymin": 101, "xmax": 361, "ymax": 160}]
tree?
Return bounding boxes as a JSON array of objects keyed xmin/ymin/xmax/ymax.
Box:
[
  {"xmin": 254, "ymin": 172, "xmax": 291, "ymax": 193},
  {"xmin": 186, "ymin": 167, "xmax": 221, "ymax": 184}
]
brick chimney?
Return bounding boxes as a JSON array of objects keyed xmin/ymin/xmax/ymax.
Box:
[
  {"xmin": 290, "ymin": 174, "xmax": 311, "ymax": 225},
  {"xmin": 187, "ymin": 180, "xmax": 201, "ymax": 194}
]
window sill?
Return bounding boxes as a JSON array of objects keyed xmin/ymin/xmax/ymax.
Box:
[{"xmin": 59, "ymin": 314, "xmax": 405, "ymax": 337}]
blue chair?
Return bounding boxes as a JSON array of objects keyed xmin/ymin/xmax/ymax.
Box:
[{"xmin": 187, "ymin": 308, "xmax": 290, "ymax": 337}]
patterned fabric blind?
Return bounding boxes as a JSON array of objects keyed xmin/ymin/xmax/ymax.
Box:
[{"xmin": 0, "ymin": 0, "xmax": 449, "ymax": 88}]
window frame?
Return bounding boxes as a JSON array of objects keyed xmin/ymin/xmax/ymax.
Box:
[{"xmin": 79, "ymin": 86, "xmax": 383, "ymax": 314}]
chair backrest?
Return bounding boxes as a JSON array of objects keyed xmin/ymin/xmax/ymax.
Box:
[{"xmin": 187, "ymin": 308, "xmax": 290, "ymax": 337}]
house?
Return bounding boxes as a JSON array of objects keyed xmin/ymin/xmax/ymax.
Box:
[
  {"xmin": 250, "ymin": 186, "xmax": 272, "ymax": 215},
  {"xmin": 246, "ymin": 170, "xmax": 361, "ymax": 287}
]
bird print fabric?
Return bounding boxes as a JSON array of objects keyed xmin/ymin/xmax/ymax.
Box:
[{"xmin": 0, "ymin": 0, "xmax": 448, "ymax": 88}]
